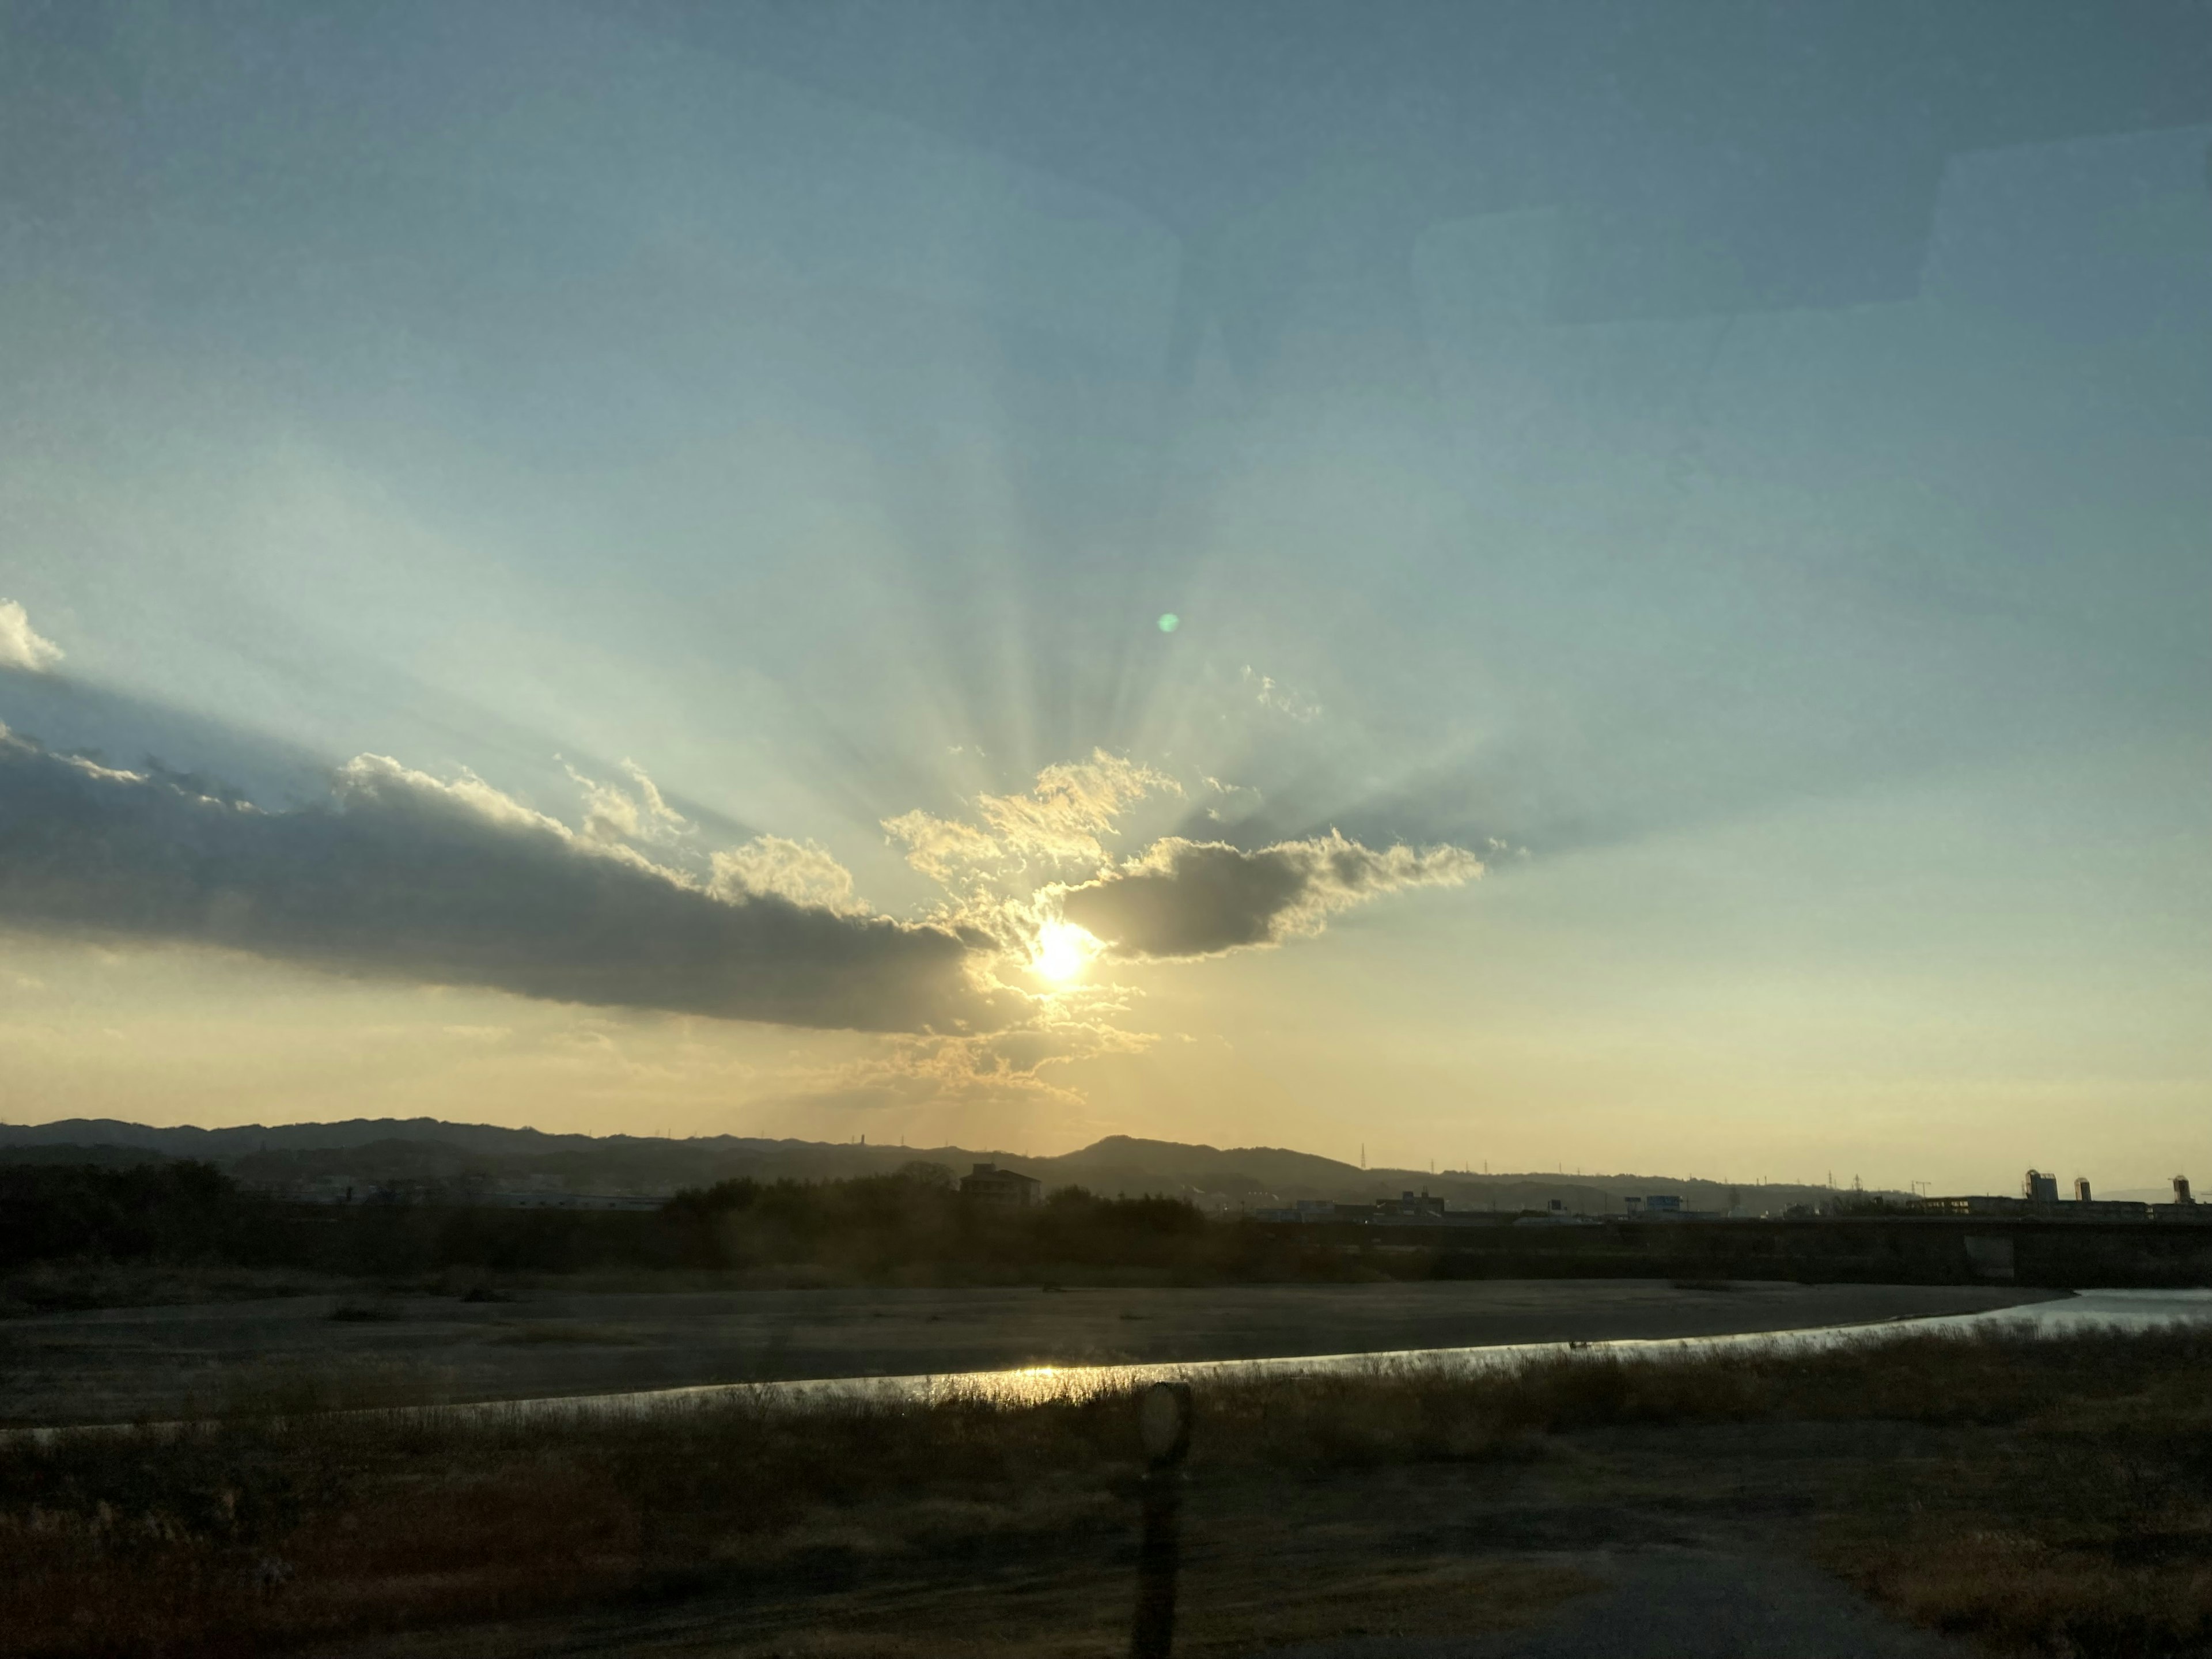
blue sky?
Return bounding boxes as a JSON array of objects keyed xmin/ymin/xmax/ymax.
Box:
[{"xmin": 2, "ymin": 2, "xmax": 2207, "ymax": 1190}]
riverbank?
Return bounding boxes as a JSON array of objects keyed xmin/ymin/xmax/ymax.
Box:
[
  {"xmin": 0, "ymin": 1279, "xmax": 2057, "ymax": 1427},
  {"xmin": 5, "ymin": 1323, "xmax": 2209, "ymax": 1658}
]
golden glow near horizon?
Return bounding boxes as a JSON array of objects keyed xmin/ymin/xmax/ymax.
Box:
[
  {"xmin": 1, "ymin": 9, "xmax": 2207, "ymax": 1199},
  {"xmin": 1031, "ymin": 919, "xmax": 1100, "ymax": 984}
]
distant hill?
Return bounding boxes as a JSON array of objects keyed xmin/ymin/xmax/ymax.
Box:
[
  {"xmin": 0, "ymin": 1117, "xmax": 1877, "ymax": 1216},
  {"xmin": 0, "ymin": 1141, "xmax": 176, "ymax": 1169}
]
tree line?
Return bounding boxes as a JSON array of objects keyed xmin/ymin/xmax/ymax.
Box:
[{"xmin": 0, "ymin": 1158, "xmax": 1319, "ymax": 1282}]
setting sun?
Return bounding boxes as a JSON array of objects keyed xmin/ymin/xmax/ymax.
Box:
[
  {"xmin": 1031, "ymin": 919, "xmax": 1099, "ymax": 984},
  {"xmin": 6, "ymin": 10, "xmax": 2209, "ymax": 1651}
]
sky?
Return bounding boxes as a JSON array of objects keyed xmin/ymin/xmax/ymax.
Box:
[{"xmin": 2, "ymin": 1, "xmax": 2208, "ymax": 1192}]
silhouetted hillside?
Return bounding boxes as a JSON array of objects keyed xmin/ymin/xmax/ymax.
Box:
[
  {"xmin": 0, "ymin": 1118, "xmax": 1879, "ymax": 1217},
  {"xmin": 0, "ymin": 1142, "xmax": 175, "ymax": 1169}
]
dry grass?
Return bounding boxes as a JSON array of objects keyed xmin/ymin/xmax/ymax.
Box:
[
  {"xmin": 1, "ymin": 1263, "xmax": 342, "ymax": 1319},
  {"xmin": 1, "ymin": 1325, "xmax": 2207, "ymax": 1657},
  {"xmin": 1817, "ymin": 1361, "xmax": 2212, "ymax": 1656}
]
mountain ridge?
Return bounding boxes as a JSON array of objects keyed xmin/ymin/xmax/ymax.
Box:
[{"xmin": 0, "ymin": 1116, "xmax": 1879, "ymax": 1213}]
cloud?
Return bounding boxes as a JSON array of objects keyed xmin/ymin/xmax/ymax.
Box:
[
  {"xmin": 781, "ymin": 1003, "xmax": 1158, "ymax": 1113},
  {"xmin": 1200, "ymin": 774, "xmax": 1264, "ymax": 823},
  {"xmin": 0, "ymin": 602, "xmax": 64, "ymax": 673},
  {"xmin": 883, "ymin": 750, "xmax": 1483, "ymax": 982},
  {"xmin": 0, "ymin": 732, "xmax": 999, "ymax": 1032},
  {"xmin": 884, "ymin": 749, "xmax": 1177, "ymax": 889},
  {"xmin": 1059, "ymin": 831, "xmax": 1482, "ymax": 959},
  {"xmin": 880, "ymin": 807, "xmax": 1004, "ymax": 891},
  {"xmin": 1241, "ymin": 665, "xmax": 1321, "ymax": 722},
  {"xmin": 565, "ymin": 758, "xmax": 691, "ymax": 848},
  {"xmin": 710, "ymin": 835, "xmax": 865, "ymax": 914},
  {"xmin": 0, "ymin": 698, "xmax": 1484, "ymax": 1111}
]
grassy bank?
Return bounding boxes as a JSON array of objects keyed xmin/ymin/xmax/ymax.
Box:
[{"xmin": 3, "ymin": 1325, "xmax": 2209, "ymax": 1657}]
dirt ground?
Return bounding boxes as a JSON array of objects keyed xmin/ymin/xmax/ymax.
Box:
[
  {"xmin": 0, "ymin": 1279, "xmax": 2052, "ymax": 1426},
  {"xmin": 293, "ymin": 1417, "xmax": 1975, "ymax": 1658}
]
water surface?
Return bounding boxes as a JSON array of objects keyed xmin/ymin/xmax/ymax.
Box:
[{"xmin": 446, "ymin": 1287, "xmax": 2212, "ymax": 1425}]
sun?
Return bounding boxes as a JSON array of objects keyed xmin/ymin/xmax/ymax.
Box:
[{"xmin": 1030, "ymin": 919, "xmax": 1099, "ymax": 984}]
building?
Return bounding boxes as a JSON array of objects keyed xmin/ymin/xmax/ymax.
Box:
[
  {"xmin": 2152, "ymin": 1175, "xmax": 2205, "ymax": 1223},
  {"xmin": 1914, "ymin": 1194, "xmax": 2021, "ymax": 1218},
  {"xmin": 1374, "ymin": 1189, "xmax": 1446, "ymax": 1221},
  {"xmin": 1914, "ymin": 1192, "xmax": 2152, "ymax": 1223},
  {"xmin": 1252, "ymin": 1198, "xmax": 1350, "ymax": 1223},
  {"xmin": 487, "ymin": 1191, "xmax": 662, "ymax": 1211},
  {"xmin": 2074, "ymin": 1177, "xmax": 2093, "ymax": 1202},
  {"xmin": 959, "ymin": 1162, "xmax": 1042, "ymax": 1207},
  {"xmin": 1513, "ymin": 1200, "xmax": 1600, "ymax": 1227},
  {"xmin": 2023, "ymin": 1169, "xmax": 2060, "ymax": 1202}
]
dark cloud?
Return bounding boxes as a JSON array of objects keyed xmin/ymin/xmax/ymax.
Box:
[
  {"xmin": 0, "ymin": 731, "xmax": 998, "ymax": 1033},
  {"xmin": 1059, "ymin": 832, "xmax": 1480, "ymax": 960}
]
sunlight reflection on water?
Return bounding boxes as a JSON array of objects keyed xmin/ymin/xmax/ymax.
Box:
[
  {"xmin": 20, "ymin": 1289, "xmax": 2209, "ymax": 1444},
  {"xmin": 460, "ymin": 1287, "xmax": 2212, "ymax": 1427}
]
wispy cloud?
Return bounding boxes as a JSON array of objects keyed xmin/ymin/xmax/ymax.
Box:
[
  {"xmin": 884, "ymin": 749, "xmax": 1179, "ymax": 891},
  {"xmin": 1200, "ymin": 774, "xmax": 1264, "ymax": 823},
  {"xmin": 1241, "ymin": 664, "xmax": 1321, "ymax": 723},
  {"xmin": 0, "ymin": 602, "xmax": 64, "ymax": 673},
  {"xmin": 780, "ymin": 997, "xmax": 1158, "ymax": 1113},
  {"xmin": 564, "ymin": 757, "xmax": 692, "ymax": 849},
  {"xmin": 710, "ymin": 835, "xmax": 867, "ymax": 914}
]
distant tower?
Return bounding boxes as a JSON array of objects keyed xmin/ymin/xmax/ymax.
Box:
[
  {"xmin": 2022, "ymin": 1169, "xmax": 2059, "ymax": 1202},
  {"xmin": 2176, "ymin": 1175, "xmax": 2195, "ymax": 1206},
  {"xmin": 2074, "ymin": 1177, "xmax": 2092, "ymax": 1203}
]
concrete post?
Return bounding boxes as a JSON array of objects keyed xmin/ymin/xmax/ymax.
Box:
[{"xmin": 1130, "ymin": 1382, "xmax": 1192, "ymax": 1659}]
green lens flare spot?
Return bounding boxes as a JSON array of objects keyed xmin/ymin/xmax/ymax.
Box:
[{"xmin": 1157, "ymin": 613, "xmax": 1180, "ymax": 634}]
